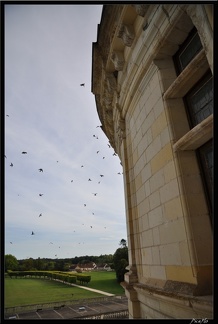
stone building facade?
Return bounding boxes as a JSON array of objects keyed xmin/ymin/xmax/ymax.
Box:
[{"xmin": 92, "ymin": 4, "xmax": 213, "ymax": 319}]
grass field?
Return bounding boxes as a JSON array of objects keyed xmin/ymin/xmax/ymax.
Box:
[
  {"xmin": 5, "ymin": 271, "xmax": 125, "ymax": 308},
  {"xmin": 78, "ymin": 271, "xmax": 125, "ymax": 294}
]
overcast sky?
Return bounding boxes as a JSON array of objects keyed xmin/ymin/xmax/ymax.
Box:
[{"xmin": 4, "ymin": 4, "xmax": 127, "ymax": 261}]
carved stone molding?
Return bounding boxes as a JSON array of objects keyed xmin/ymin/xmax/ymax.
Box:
[
  {"xmin": 117, "ymin": 24, "xmax": 135, "ymax": 47},
  {"xmin": 105, "ymin": 123, "xmax": 115, "ymax": 147},
  {"xmin": 132, "ymin": 4, "xmax": 150, "ymax": 17},
  {"xmin": 105, "ymin": 109, "xmax": 113, "ymax": 126},
  {"xmin": 116, "ymin": 103, "xmax": 122, "ymax": 113},
  {"xmin": 114, "ymin": 112, "xmax": 126, "ymax": 153},
  {"xmin": 104, "ymin": 72, "xmax": 117, "ymax": 93},
  {"xmin": 111, "ymin": 51, "xmax": 125, "ymax": 71},
  {"xmin": 101, "ymin": 72, "xmax": 117, "ymax": 113},
  {"xmin": 124, "ymin": 264, "xmax": 138, "ymax": 285},
  {"xmin": 117, "ymin": 116, "xmax": 126, "ymax": 139}
]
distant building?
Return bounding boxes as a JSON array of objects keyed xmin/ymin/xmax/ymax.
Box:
[
  {"xmin": 76, "ymin": 262, "xmax": 96, "ymax": 272},
  {"xmin": 69, "ymin": 264, "xmax": 77, "ymax": 271},
  {"xmin": 95, "ymin": 263, "xmax": 112, "ymax": 271},
  {"xmin": 69, "ymin": 262, "xmax": 112, "ymax": 272},
  {"xmin": 92, "ymin": 4, "xmax": 213, "ymax": 319}
]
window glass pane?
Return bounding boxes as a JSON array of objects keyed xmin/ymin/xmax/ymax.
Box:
[
  {"xmin": 205, "ymin": 149, "xmax": 213, "ymax": 182},
  {"xmin": 186, "ymin": 75, "xmax": 213, "ymax": 126},
  {"xmin": 178, "ymin": 33, "xmax": 203, "ymax": 70}
]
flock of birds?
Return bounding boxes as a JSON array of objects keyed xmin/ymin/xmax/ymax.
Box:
[{"xmin": 6, "ymin": 85, "xmax": 124, "ymax": 257}]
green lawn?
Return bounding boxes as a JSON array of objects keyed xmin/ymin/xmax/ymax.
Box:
[
  {"xmin": 75, "ymin": 271, "xmax": 125, "ymax": 295},
  {"xmin": 5, "ymin": 271, "xmax": 125, "ymax": 308}
]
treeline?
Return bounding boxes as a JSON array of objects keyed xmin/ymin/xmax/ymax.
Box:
[
  {"xmin": 6, "ymin": 254, "xmax": 114, "ymax": 272},
  {"xmin": 5, "ymin": 239, "xmax": 128, "ymax": 283}
]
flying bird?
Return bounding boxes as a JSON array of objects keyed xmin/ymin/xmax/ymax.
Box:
[
  {"xmin": 71, "ymin": 180, "xmax": 73, "ymax": 182},
  {"xmin": 4, "ymin": 155, "xmax": 7, "ymax": 158},
  {"xmin": 31, "ymin": 231, "xmax": 35, "ymax": 235},
  {"xmin": 22, "ymin": 151, "xmax": 27, "ymax": 154},
  {"xmin": 38, "ymin": 168, "xmax": 43, "ymax": 172},
  {"xmin": 39, "ymin": 193, "xmax": 44, "ymax": 196},
  {"xmin": 92, "ymin": 193, "xmax": 97, "ymax": 196},
  {"xmin": 90, "ymin": 226, "xmax": 92, "ymax": 228},
  {"xmin": 6, "ymin": 114, "xmax": 9, "ymax": 117},
  {"xmin": 88, "ymin": 178, "xmax": 92, "ymax": 181},
  {"xmin": 100, "ymin": 174, "xmax": 104, "ymax": 177},
  {"xmin": 10, "ymin": 163, "xmax": 13, "ymax": 167},
  {"xmin": 84, "ymin": 204, "xmax": 86, "ymax": 207},
  {"xmin": 10, "ymin": 242, "xmax": 13, "ymax": 244},
  {"xmin": 39, "ymin": 213, "xmax": 42, "ymax": 217},
  {"xmin": 80, "ymin": 83, "xmax": 85, "ymax": 86}
]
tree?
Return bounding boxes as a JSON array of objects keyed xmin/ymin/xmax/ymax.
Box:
[
  {"xmin": 45, "ymin": 261, "xmax": 55, "ymax": 270},
  {"xmin": 34, "ymin": 257, "xmax": 44, "ymax": 270},
  {"xmin": 5, "ymin": 254, "xmax": 19, "ymax": 271},
  {"xmin": 119, "ymin": 239, "xmax": 127, "ymax": 248},
  {"xmin": 116, "ymin": 258, "xmax": 129, "ymax": 283},
  {"xmin": 113, "ymin": 241, "xmax": 128, "ymax": 283},
  {"xmin": 21, "ymin": 258, "xmax": 35, "ymax": 271}
]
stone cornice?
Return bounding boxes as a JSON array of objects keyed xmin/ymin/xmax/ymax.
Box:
[{"xmin": 92, "ymin": 4, "xmax": 144, "ymax": 153}]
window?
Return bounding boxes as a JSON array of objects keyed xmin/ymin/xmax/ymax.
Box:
[
  {"xmin": 184, "ymin": 72, "xmax": 213, "ymax": 218},
  {"xmin": 174, "ymin": 27, "xmax": 203, "ymax": 74},
  {"xmin": 174, "ymin": 27, "xmax": 213, "ymax": 220}
]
